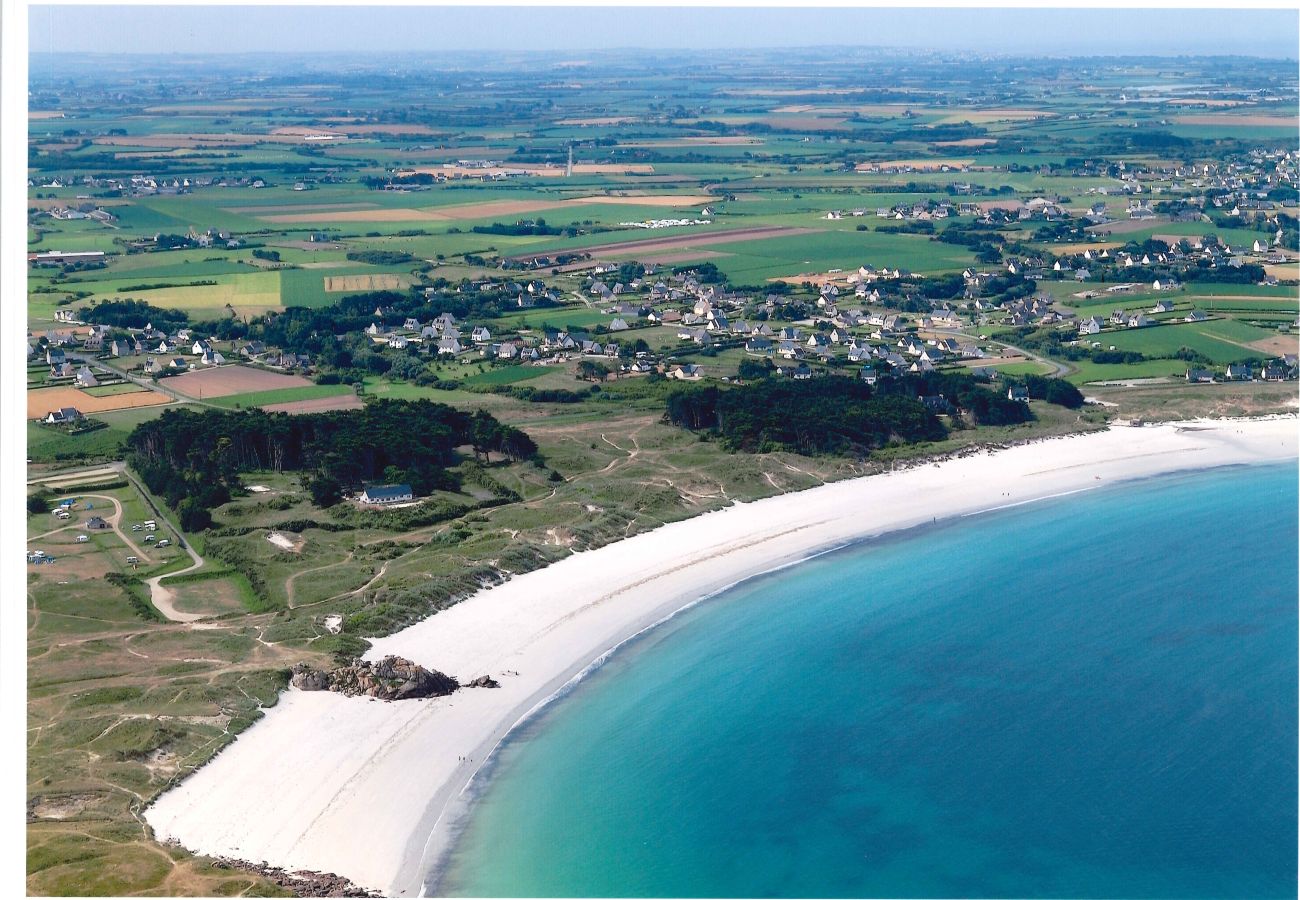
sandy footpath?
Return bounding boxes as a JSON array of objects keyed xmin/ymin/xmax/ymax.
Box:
[{"xmin": 145, "ymin": 418, "xmax": 1299, "ymax": 896}]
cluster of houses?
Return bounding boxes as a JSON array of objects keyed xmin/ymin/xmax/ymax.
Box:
[
  {"xmin": 35, "ymin": 172, "xmax": 273, "ymax": 198},
  {"xmin": 33, "ymin": 318, "xmax": 319, "ymax": 375},
  {"xmin": 1186, "ymin": 355, "xmax": 1297, "ymax": 384}
]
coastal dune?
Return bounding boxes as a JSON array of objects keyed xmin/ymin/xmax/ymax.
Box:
[{"xmin": 144, "ymin": 418, "xmax": 1299, "ymax": 896}]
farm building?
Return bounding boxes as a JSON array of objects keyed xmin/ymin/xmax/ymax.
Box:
[
  {"xmin": 85, "ymin": 516, "xmax": 109, "ymax": 530},
  {"xmin": 360, "ymin": 484, "xmax": 414, "ymax": 505}
]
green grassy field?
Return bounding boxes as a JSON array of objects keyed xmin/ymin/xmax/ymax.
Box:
[
  {"xmin": 204, "ymin": 384, "xmax": 354, "ymax": 409},
  {"xmin": 1098, "ymin": 320, "xmax": 1278, "ymax": 364},
  {"xmin": 460, "ymin": 365, "xmax": 559, "ymax": 386}
]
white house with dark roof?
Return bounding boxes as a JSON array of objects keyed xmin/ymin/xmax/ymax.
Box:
[{"xmin": 360, "ymin": 484, "xmax": 414, "ymax": 505}]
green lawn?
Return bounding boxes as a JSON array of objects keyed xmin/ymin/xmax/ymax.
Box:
[
  {"xmin": 1099, "ymin": 320, "xmax": 1276, "ymax": 364},
  {"xmin": 461, "ymin": 365, "xmax": 559, "ymax": 386},
  {"xmin": 204, "ymin": 384, "xmax": 353, "ymax": 409}
]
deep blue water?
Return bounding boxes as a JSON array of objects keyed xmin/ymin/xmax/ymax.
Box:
[{"xmin": 436, "ymin": 464, "xmax": 1298, "ymax": 898}]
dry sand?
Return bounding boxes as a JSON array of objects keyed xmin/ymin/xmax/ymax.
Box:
[{"xmin": 145, "ymin": 418, "xmax": 1299, "ymax": 896}]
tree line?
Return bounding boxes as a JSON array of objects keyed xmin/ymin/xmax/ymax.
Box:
[{"xmin": 127, "ymin": 400, "xmax": 538, "ymax": 528}]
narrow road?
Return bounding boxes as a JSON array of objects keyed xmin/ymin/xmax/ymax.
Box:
[
  {"xmin": 143, "ymin": 552, "xmax": 207, "ymax": 624},
  {"xmin": 40, "ymin": 491, "xmax": 154, "ymax": 564},
  {"xmin": 114, "ymin": 466, "xmax": 211, "ymax": 622},
  {"xmin": 927, "ymin": 327, "xmax": 1075, "ymax": 377}
]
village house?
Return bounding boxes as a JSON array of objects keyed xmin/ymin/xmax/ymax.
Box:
[
  {"xmin": 43, "ymin": 407, "xmax": 82, "ymax": 424},
  {"xmin": 360, "ymin": 484, "xmax": 414, "ymax": 505}
]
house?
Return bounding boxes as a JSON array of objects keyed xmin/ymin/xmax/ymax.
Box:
[
  {"xmin": 668, "ymin": 364, "xmax": 703, "ymax": 381},
  {"xmin": 360, "ymin": 484, "xmax": 414, "ymax": 505},
  {"xmin": 608, "ymin": 318, "xmax": 629, "ymax": 332},
  {"xmin": 170, "ymin": 357, "xmax": 189, "ymax": 370},
  {"xmin": 201, "ymin": 349, "xmax": 226, "ymax": 366},
  {"xmin": 1184, "ymin": 309, "xmax": 1208, "ymax": 323},
  {"xmin": 1007, "ymin": 386, "xmax": 1029, "ymax": 402},
  {"xmin": 745, "ymin": 337, "xmax": 773, "ymax": 355},
  {"xmin": 1079, "ymin": 317, "xmax": 1105, "ymax": 335},
  {"xmin": 85, "ymin": 516, "xmax": 109, "ymax": 530},
  {"xmin": 43, "ymin": 407, "xmax": 83, "ymax": 424},
  {"xmin": 1186, "ymin": 369, "xmax": 1215, "ymax": 383},
  {"xmin": 241, "ymin": 341, "xmax": 267, "ymax": 358},
  {"xmin": 46, "ymin": 348, "xmax": 66, "ymax": 366},
  {"xmin": 1127, "ymin": 314, "xmax": 1154, "ymax": 328},
  {"xmin": 471, "ymin": 326, "xmax": 492, "ymax": 343},
  {"xmin": 74, "ymin": 366, "xmax": 98, "ymax": 388},
  {"xmin": 1261, "ymin": 361, "xmax": 1290, "ymax": 382},
  {"xmin": 387, "ymin": 334, "xmax": 410, "ymax": 350},
  {"xmin": 191, "ymin": 339, "xmax": 212, "ymax": 356},
  {"xmin": 109, "ymin": 339, "xmax": 132, "ymax": 358},
  {"xmin": 1150, "ymin": 299, "xmax": 1175, "ymax": 313},
  {"xmin": 437, "ymin": 337, "xmax": 463, "ymax": 356},
  {"xmin": 1223, "ymin": 363, "xmax": 1253, "ymax": 381}
]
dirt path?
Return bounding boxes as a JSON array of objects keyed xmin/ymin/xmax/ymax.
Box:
[
  {"xmin": 46, "ymin": 492, "xmax": 155, "ymax": 564},
  {"xmin": 285, "ymin": 553, "xmax": 355, "ymax": 609},
  {"xmin": 144, "ymin": 549, "xmax": 207, "ymax": 623},
  {"xmin": 505, "ymin": 225, "xmax": 816, "ymax": 264}
]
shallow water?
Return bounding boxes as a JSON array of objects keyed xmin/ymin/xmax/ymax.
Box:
[{"xmin": 437, "ymin": 464, "xmax": 1298, "ymax": 898}]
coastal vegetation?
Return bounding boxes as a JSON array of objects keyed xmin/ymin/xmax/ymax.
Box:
[{"xmin": 127, "ymin": 400, "xmax": 537, "ymax": 527}]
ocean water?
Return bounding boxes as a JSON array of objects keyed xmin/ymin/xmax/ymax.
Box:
[{"xmin": 435, "ymin": 464, "xmax": 1298, "ymax": 899}]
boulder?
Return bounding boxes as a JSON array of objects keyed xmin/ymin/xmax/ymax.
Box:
[{"xmin": 290, "ymin": 663, "xmax": 330, "ymax": 692}]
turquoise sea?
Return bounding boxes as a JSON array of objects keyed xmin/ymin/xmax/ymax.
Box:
[{"xmin": 435, "ymin": 464, "xmax": 1298, "ymax": 898}]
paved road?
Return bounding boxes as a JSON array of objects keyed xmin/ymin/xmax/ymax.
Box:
[{"xmin": 926, "ymin": 327, "xmax": 1075, "ymax": 377}]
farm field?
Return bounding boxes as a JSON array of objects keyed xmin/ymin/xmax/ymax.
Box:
[
  {"xmin": 1098, "ymin": 320, "xmax": 1285, "ymax": 364},
  {"xmin": 203, "ymin": 384, "xmax": 355, "ymax": 410},
  {"xmin": 81, "ymin": 272, "xmax": 283, "ymax": 318},
  {"xmin": 27, "ymin": 385, "xmax": 174, "ymax": 419},
  {"xmin": 166, "ymin": 366, "xmax": 314, "ymax": 399}
]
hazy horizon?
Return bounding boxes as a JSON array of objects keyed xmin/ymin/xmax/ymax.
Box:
[{"xmin": 27, "ymin": 6, "xmax": 1300, "ymax": 60}]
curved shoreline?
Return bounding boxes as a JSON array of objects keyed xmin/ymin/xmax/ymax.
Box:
[{"xmin": 144, "ymin": 418, "xmax": 1299, "ymax": 896}]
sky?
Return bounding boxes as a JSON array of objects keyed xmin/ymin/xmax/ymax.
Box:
[{"xmin": 25, "ymin": 5, "xmax": 1300, "ymax": 59}]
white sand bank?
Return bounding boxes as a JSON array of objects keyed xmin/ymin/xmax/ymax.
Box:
[{"xmin": 145, "ymin": 418, "xmax": 1298, "ymax": 895}]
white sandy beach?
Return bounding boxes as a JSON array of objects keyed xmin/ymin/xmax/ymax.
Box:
[{"xmin": 144, "ymin": 417, "xmax": 1299, "ymax": 896}]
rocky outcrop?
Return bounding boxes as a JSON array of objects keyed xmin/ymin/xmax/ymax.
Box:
[
  {"xmin": 211, "ymin": 857, "xmax": 380, "ymax": 897},
  {"xmin": 289, "ymin": 663, "xmax": 330, "ymax": 692},
  {"xmin": 290, "ymin": 657, "xmax": 458, "ymax": 701},
  {"xmin": 464, "ymin": 675, "xmax": 500, "ymax": 688}
]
